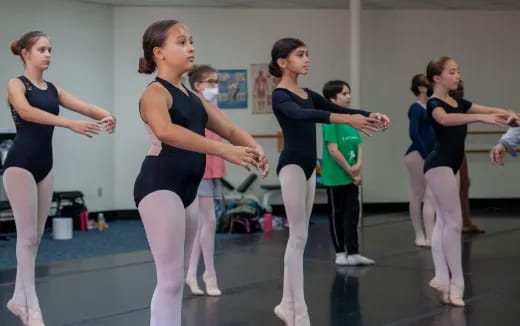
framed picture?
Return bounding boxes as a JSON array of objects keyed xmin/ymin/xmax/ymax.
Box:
[
  {"xmin": 217, "ymin": 69, "xmax": 248, "ymax": 109},
  {"xmin": 250, "ymin": 64, "xmax": 278, "ymax": 114}
]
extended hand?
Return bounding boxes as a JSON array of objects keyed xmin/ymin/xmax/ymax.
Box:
[{"xmin": 490, "ymin": 143, "xmax": 507, "ymax": 166}]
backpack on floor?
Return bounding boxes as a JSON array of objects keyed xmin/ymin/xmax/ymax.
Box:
[{"xmin": 220, "ymin": 201, "xmax": 261, "ymax": 233}]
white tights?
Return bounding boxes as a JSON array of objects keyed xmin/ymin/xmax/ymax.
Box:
[
  {"xmin": 425, "ymin": 167, "xmax": 464, "ymax": 295},
  {"xmin": 404, "ymin": 151, "xmax": 435, "ymax": 243},
  {"xmin": 278, "ymin": 165, "xmax": 316, "ymax": 325},
  {"xmin": 186, "ymin": 196, "xmax": 217, "ymax": 281},
  {"xmin": 138, "ymin": 190, "xmax": 199, "ymax": 326},
  {"xmin": 3, "ymin": 167, "xmax": 54, "ymax": 310}
]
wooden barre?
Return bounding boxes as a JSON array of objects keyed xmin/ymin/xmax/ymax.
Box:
[
  {"xmin": 466, "ymin": 148, "xmax": 520, "ymax": 153},
  {"xmin": 467, "ymin": 131, "xmax": 504, "ymax": 135},
  {"xmin": 252, "ymin": 132, "xmax": 284, "ymax": 152}
]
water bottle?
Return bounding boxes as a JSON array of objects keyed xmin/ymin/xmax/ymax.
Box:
[
  {"xmin": 263, "ymin": 213, "xmax": 273, "ymax": 233},
  {"xmin": 97, "ymin": 213, "xmax": 106, "ymax": 232}
]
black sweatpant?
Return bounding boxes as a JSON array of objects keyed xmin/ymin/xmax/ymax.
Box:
[{"xmin": 326, "ymin": 183, "xmax": 360, "ymax": 255}]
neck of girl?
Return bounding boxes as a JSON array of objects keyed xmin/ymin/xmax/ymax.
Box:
[
  {"xmin": 416, "ymin": 93, "xmax": 428, "ymax": 106},
  {"xmin": 433, "ymin": 85, "xmax": 450, "ymax": 100},
  {"xmin": 24, "ymin": 66, "xmax": 44, "ymax": 86},
  {"xmin": 157, "ymin": 70, "xmax": 183, "ymax": 89},
  {"xmin": 278, "ymin": 71, "xmax": 299, "ymax": 90}
]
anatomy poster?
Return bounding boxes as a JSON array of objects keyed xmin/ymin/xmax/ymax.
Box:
[{"xmin": 250, "ymin": 64, "xmax": 278, "ymax": 114}]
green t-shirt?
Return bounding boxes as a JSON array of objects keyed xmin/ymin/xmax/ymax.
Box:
[{"xmin": 321, "ymin": 124, "xmax": 362, "ymax": 186}]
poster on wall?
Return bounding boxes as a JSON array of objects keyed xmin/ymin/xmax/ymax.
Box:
[
  {"xmin": 250, "ymin": 64, "xmax": 278, "ymax": 114},
  {"xmin": 217, "ymin": 69, "xmax": 248, "ymax": 109}
]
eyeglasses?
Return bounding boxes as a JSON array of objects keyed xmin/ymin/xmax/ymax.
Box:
[{"xmin": 198, "ymin": 79, "xmax": 219, "ymax": 86}]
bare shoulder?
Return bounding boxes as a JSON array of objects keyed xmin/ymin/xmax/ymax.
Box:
[
  {"xmin": 141, "ymin": 82, "xmax": 172, "ymax": 107},
  {"xmin": 7, "ymin": 77, "xmax": 24, "ymax": 91}
]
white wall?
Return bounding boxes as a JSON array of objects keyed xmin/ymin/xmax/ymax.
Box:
[
  {"xmin": 0, "ymin": 0, "xmax": 115, "ymax": 210},
  {"xmin": 2, "ymin": 4, "xmax": 518, "ymax": 210},
  {"xmin": 360, "ymin": 10, "xmax": 520, "ymax": 202},
  {"xmin": 114, "ymin": 7, "xmax": 520, "ymax": 208},
  {"xmin": 113, "ymin": 7, "xmax": 351, "ymax": 208}
]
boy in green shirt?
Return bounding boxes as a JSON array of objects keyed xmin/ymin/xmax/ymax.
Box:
[{"xmin": 322, "ymin": 80, "xmax": 375, "ymax": 266}]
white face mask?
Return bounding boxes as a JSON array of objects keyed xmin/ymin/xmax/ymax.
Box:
[{"xmin": 202, "ymin": 87, "xmax": 219, "ymax": 103}]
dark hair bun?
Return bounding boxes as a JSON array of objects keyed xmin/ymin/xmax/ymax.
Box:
[
  {"xmin": 10, "ymin": 41, "xmax": 20, "ymax": 55},
  {"xmin": 138, "ymin": 56, "xmax": 156, "ymax": 74},
  {"xmin": 268, "ymin": 60, "xmax": 282, "ymax": 78}
]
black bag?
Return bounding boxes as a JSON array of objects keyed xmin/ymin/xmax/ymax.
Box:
[{"xmin": 59, "ymin": 203, "xmax": 88, "ymax": 230}]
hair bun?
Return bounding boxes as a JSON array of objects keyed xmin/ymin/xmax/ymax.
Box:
[
  {"xmin": 268, "ymin": 60, "xmax": 282, "ymax": 78},
  {"xmin": 10, "ymin": 41, "xmax": 20, "ymax": 55},
  {"xmin": 138, "ymin": 56, "xmax": 156, "ymax": 74}
]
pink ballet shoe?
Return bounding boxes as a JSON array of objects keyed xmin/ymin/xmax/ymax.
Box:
[
  {"xmin": 186, "ymin": 278, "xmax": 204, "ymax": 296},
  {"xmin": 27, "ymin": 307, "xmax": 45, "ymax": 326},
  {"xmin": 274, "ymin": 303, "xmax": 294, "ymax": 326},
  {"xmin": 449, "ymin": 286, "xmax": 465, "ymax": 307},
  {"xmin": 429, "ymin": 278, "xmax": 450, "ymax": 304},
  {"xmin": 6, "ymin": 299, "xmax": 28, "ymax": 324},
  {"xmin": 429, "ymin": 278, "xmax": 442, "ymax": 289},
  {"xmin": 294, "ymin": 312, "xmax": 310, "ymax": 326},
  {"xmin": 203, "ymin": 274, "xmax": 221, "ymax": 296}
]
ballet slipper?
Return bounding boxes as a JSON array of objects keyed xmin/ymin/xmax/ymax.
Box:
[
  {"xmin": 203, "ymin": 273, "xmax": 221, "ymax": 296},
  {"xmin": 186, "ymin": 277, "xmax": 205, "ymax": 296},
  {"xmin": 27, "ymin": 307, "xmax": 45, "ymax": 326},
  {"xmin": 7, "ymin": 299, "xmax": 28, "ymax": 324},
  {"xmin": 274, "ymin": 303, "xmax": 294, "ymax": 326},
  {"xmin": 429, "ymin": 278, "xmax": 450, "ymax": 304},
  {"xmin": 294, "ymin": 312, "xmax": 310, "ymax": 326},
  {"xmin": 449, "ymin": 286, "xmax": 465, "ymax": 307}
]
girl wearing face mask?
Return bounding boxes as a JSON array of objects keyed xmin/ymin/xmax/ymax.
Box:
[
  {"xmin": 134, "ymin": 20, "xmax": 269, "ymax": 326},
  {"xmin": 269, "ymin": 38, "xmax": 390, "ymax": 326},
  {"xmin": 424, "ymin": 56, "xmax": 516, "ymax": 307},
  {"xmin": 185, "ymin": 65, "xmax": 226, "ymax": 296},
  {"xmin": 5, "ymin": 31, "xmax": 116, "ymax": 326}
]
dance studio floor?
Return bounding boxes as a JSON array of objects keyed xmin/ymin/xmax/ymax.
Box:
[{"xmin": 1, "ymin": 212, "xmax": 520, "ymax": 326}]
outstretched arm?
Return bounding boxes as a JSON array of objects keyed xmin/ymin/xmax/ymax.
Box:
[
  {"xmin": 57, "ymin": 86, "xmax": 116, "ymax": 133},
  {"xmin": 7, "ymin": 78, "xmax": 101, "ymax": 137},
  {"xmin": 202, "ymin": 98, "xmax": 269, "ymax": 177},
  {"xmin": 141, "ymin": 85, "xmax": 262, "ymax": 173}
]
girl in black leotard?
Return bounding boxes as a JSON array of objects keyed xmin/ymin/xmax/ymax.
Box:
[
  {"xmin": 269, "ymin": 38, "xmax": 389, "ymax": 326},
  {"xmin": 4, "ymin": 31, "xmax": 116, "ymax": 326},
  {"xmin": 134, "ymin": 20, "xmax": 268, "ymax": 326},
  {"xmin": 424, "ymin": 56, "xmax": 516, "ymax": 307}
]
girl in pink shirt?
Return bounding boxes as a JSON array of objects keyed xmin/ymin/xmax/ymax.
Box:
[{"xmin": 186, "ymin": 65, "xmax": 226, "ymax": 296}]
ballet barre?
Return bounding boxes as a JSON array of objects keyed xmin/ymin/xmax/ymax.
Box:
[
  {"xmin": 465, "ymin": 130, "xmax": 519, "ymax": 153},
  {"xmin": 467, "ymin": 130, "xmax": 503, "ymax": 135},
  {"xmin": 252, "ymin": 132, "xmax": 284, "ymax": 152},
  {"xmin": 465, "ymin": 148, "xmax": 520, "ymax": 153}
]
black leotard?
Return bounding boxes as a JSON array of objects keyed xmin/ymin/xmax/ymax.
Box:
[
  {"xmin": 134, "ymin": 77, "xmax": 208, "ymax": 207},
  {"xmin": 424, "ymin": 97, "xmax": 472, "ymax": 174},
  {"xmin": 4, "ymin": 76, "xmax": 59, "ymax": 183},
  {"xmin": 272, "ymin": 88, "xmax": 370, "ymax": 179}
]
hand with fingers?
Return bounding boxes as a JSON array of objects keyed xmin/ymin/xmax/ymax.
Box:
[
  {"xmin": 480, "ymin": 113, "xmax": 509, "ymax": 127},
  {"xmin": 350, "ymin": 163, "xmax": 361, "ymax": 176},
  {"xmin": 99, "ymin": 115, "xmax": 117, "ymax": 133},
  {"xmin": 505, "ymin": 111, "xmax": 520, "ymax": 127},
  {"xmin": 490, "ymin": 143, "xmax": 508, "ymax": 166},
  {"xmin": 339, "ymin": 114, "xmax": 381, "ymax": 136},
  {"xmin": 254, "ymin": 144, "xmax": 270, "ymax": 178},
  {"xmin": 68, "ymin": 120, "xmax": 102, "ymax": 138},
  {"xmin": 219, "ymin": 144, "xmax": 261, "ymax": 172},
  {"xmin": 369, "ymin": 112, "xmax": 391, "ymax": 130}
]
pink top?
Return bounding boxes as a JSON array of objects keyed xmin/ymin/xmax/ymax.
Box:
[{"xmin": 203, "ymin": 105, "xmax": 226, "ymax": 179}]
